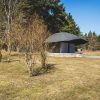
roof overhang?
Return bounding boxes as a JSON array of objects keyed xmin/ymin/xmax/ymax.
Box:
[{"xmin": 46, "ymin": 32, "xmax": 88, "ymax": 45}]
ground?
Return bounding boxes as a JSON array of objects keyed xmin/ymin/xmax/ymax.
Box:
[
  {"xmin": 0, "ymin": 51, "xmax": 100, "ymax": 100},
  {"xmin": 83, "ymin": 50, "xmax": 100, "ymax": 56}
]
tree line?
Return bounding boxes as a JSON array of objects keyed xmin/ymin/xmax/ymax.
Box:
[
  {"xmin": 82, "ymin": 31, "xmax": 100, "ymax": 51},
  {"xmin": 0, "ymin": 0, "xmax": 80, "ymax": 42}
]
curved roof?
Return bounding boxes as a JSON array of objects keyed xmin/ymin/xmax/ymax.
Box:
[{"xmin": 46, "ymin": 32, "xmax": 87, "ymax": 44}]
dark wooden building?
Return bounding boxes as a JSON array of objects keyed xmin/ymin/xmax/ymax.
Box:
[{"xmin": 46, "ymin": 32, "xmax": 87, "ymax": 53}]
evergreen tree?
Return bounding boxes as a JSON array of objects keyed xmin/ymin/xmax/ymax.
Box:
[
  {"xmin": 97, "ymin": 35, "xmax": 100, "ymax": 42},
  {"xmin": 62, "ymin": 13, "xmax": 80, "ymax": 35},
  {"xmin": 97, "ymin": 35, "xmax": 100, "ymax": 50},
  {"xmin": 83, "ymin": 33, "xmax": 88, "ymax": 50},
  {"xmin": 83, "ymin": 31, "xmax": 100, "ymax": 51},
  {"xmin": 0, "ymin": 0, "xmax": 81, "ymax": 35},
  {"xmin": 23, "ymin": 0, "xmax": 67, "ymax": 33}
]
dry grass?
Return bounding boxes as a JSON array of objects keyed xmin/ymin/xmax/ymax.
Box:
[
  {"xmin": 0, "ymin": 52, "xmax": 100, "ymax": 100},
  {"xmin": 83, "ymin": 50, "xmax": 100, "ymax": 56}
]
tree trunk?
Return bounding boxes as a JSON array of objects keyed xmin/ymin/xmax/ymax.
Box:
[
  {"xmin": 7, "ymin": 42, "xmax": 11, "ymax": 55},
  {"xmin": 0, "ymin": 50, "xmax": 2, "ymax": 62},
  {"xmin": 25, "ymin": 52, "xmax": 34, "ymax": 77},
  {"xmin": 17, "ymin": 47, "xmax": 20, "ymax": 53},
  {"xmin": 40, "ymin": 45, "xmax": 47, "ymax": 69}
]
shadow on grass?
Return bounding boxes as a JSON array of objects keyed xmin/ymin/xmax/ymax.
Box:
[
  {"xmin": 2, "ymin": 59, "xmax": 20, "ymax": 63},
  {"xmin": 32, "ymin": 64, "xmax": 56, "ymax": 76},
  {"xmin": 10, "ymin": 53, "xmax": 25, "ymax": 57},
  {"xmin": 1, "ymin": 54, "xmax": 20, "ymax": 63},
  {"xmin": 0, "ymin": 52, "xmax": 24, "ymax": 63}
]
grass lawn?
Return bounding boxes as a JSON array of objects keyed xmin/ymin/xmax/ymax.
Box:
[
  {"xmin": 83, "ymin": 50, "xmax": 100, "ymax": 56},
  {"xmin": 0, "ymin": 52, "xmax": 100, "ymax": 100}
]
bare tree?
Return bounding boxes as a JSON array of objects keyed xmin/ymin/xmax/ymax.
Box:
[
  {"xmin": 10, "ymin": 14, "xmax": 25, "ymax": 52},
  {"xmin": 21, "ymin": 13, "xmax": 50, "ymax": 76},
  {"xmin": 1, "ymin": 0, "xmax": 18, "ymax": 54}
]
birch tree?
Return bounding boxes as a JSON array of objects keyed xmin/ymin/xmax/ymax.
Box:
[
  {"xmin": 22, "ymin": 13, "xmax": 50, "ymax": 76},
  {"xmin": 1, "ymin": 0, "xmax": 18, "ymax": 54}
]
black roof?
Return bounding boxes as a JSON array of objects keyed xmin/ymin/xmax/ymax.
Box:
[{"xmin": 46, "ymin": 32, "xmax": 87, "ymax": 44}]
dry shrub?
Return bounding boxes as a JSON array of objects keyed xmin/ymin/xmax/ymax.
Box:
[{"xmin": 22, "ymin": 13, "xmax": 51, "ymax": 76}]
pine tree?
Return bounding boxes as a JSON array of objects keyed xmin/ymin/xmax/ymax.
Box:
[
  {"xmin": 12, "ymin": 0, "xmax": 67, "ymax": 33},
  {"xmin": 83, "ymin": 31, "xmax": 99, "ymax": 51},
  {"xmin": 62, "ymin": 13, "xmax": 80, "ymax": 35},
  {"xmin": 96, "ymin": 35, "xmax": 100, "ymax": 50},
  {"xmin": 83, "ymin": 33, "xmax": 88, "ymax": 50}
]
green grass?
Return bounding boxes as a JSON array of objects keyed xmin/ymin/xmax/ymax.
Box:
[{"xmin": 0, "ymin": 52, "xmax": 100, "ymax": 100}]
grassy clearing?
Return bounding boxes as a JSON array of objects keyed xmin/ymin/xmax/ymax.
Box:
[
  {"xmin": 83, "ymin": 50, "xmax": 100, "ymax": 56},
  {"xmin": 0, "ymin": 52, "xmax": 100, "ymax": 100}
]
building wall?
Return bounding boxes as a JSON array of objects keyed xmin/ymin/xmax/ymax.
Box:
[
  {"xmin": 48, "ymin": 42, "xmax": 75, "ymax": 53},
  {"xmin": 60, "ymin": 42, "xmax": 68, "ymax": 53},
  {"xmin": 60, "ymin": 42, "xmax": 75, "ymax": 53},
  {"xmin": 48, "ymin": 43, "xmax": 60, "ymax": 53},
  {"xmin": 69, "ymin": 44, "xmax": 75, "ymax": 53}
]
